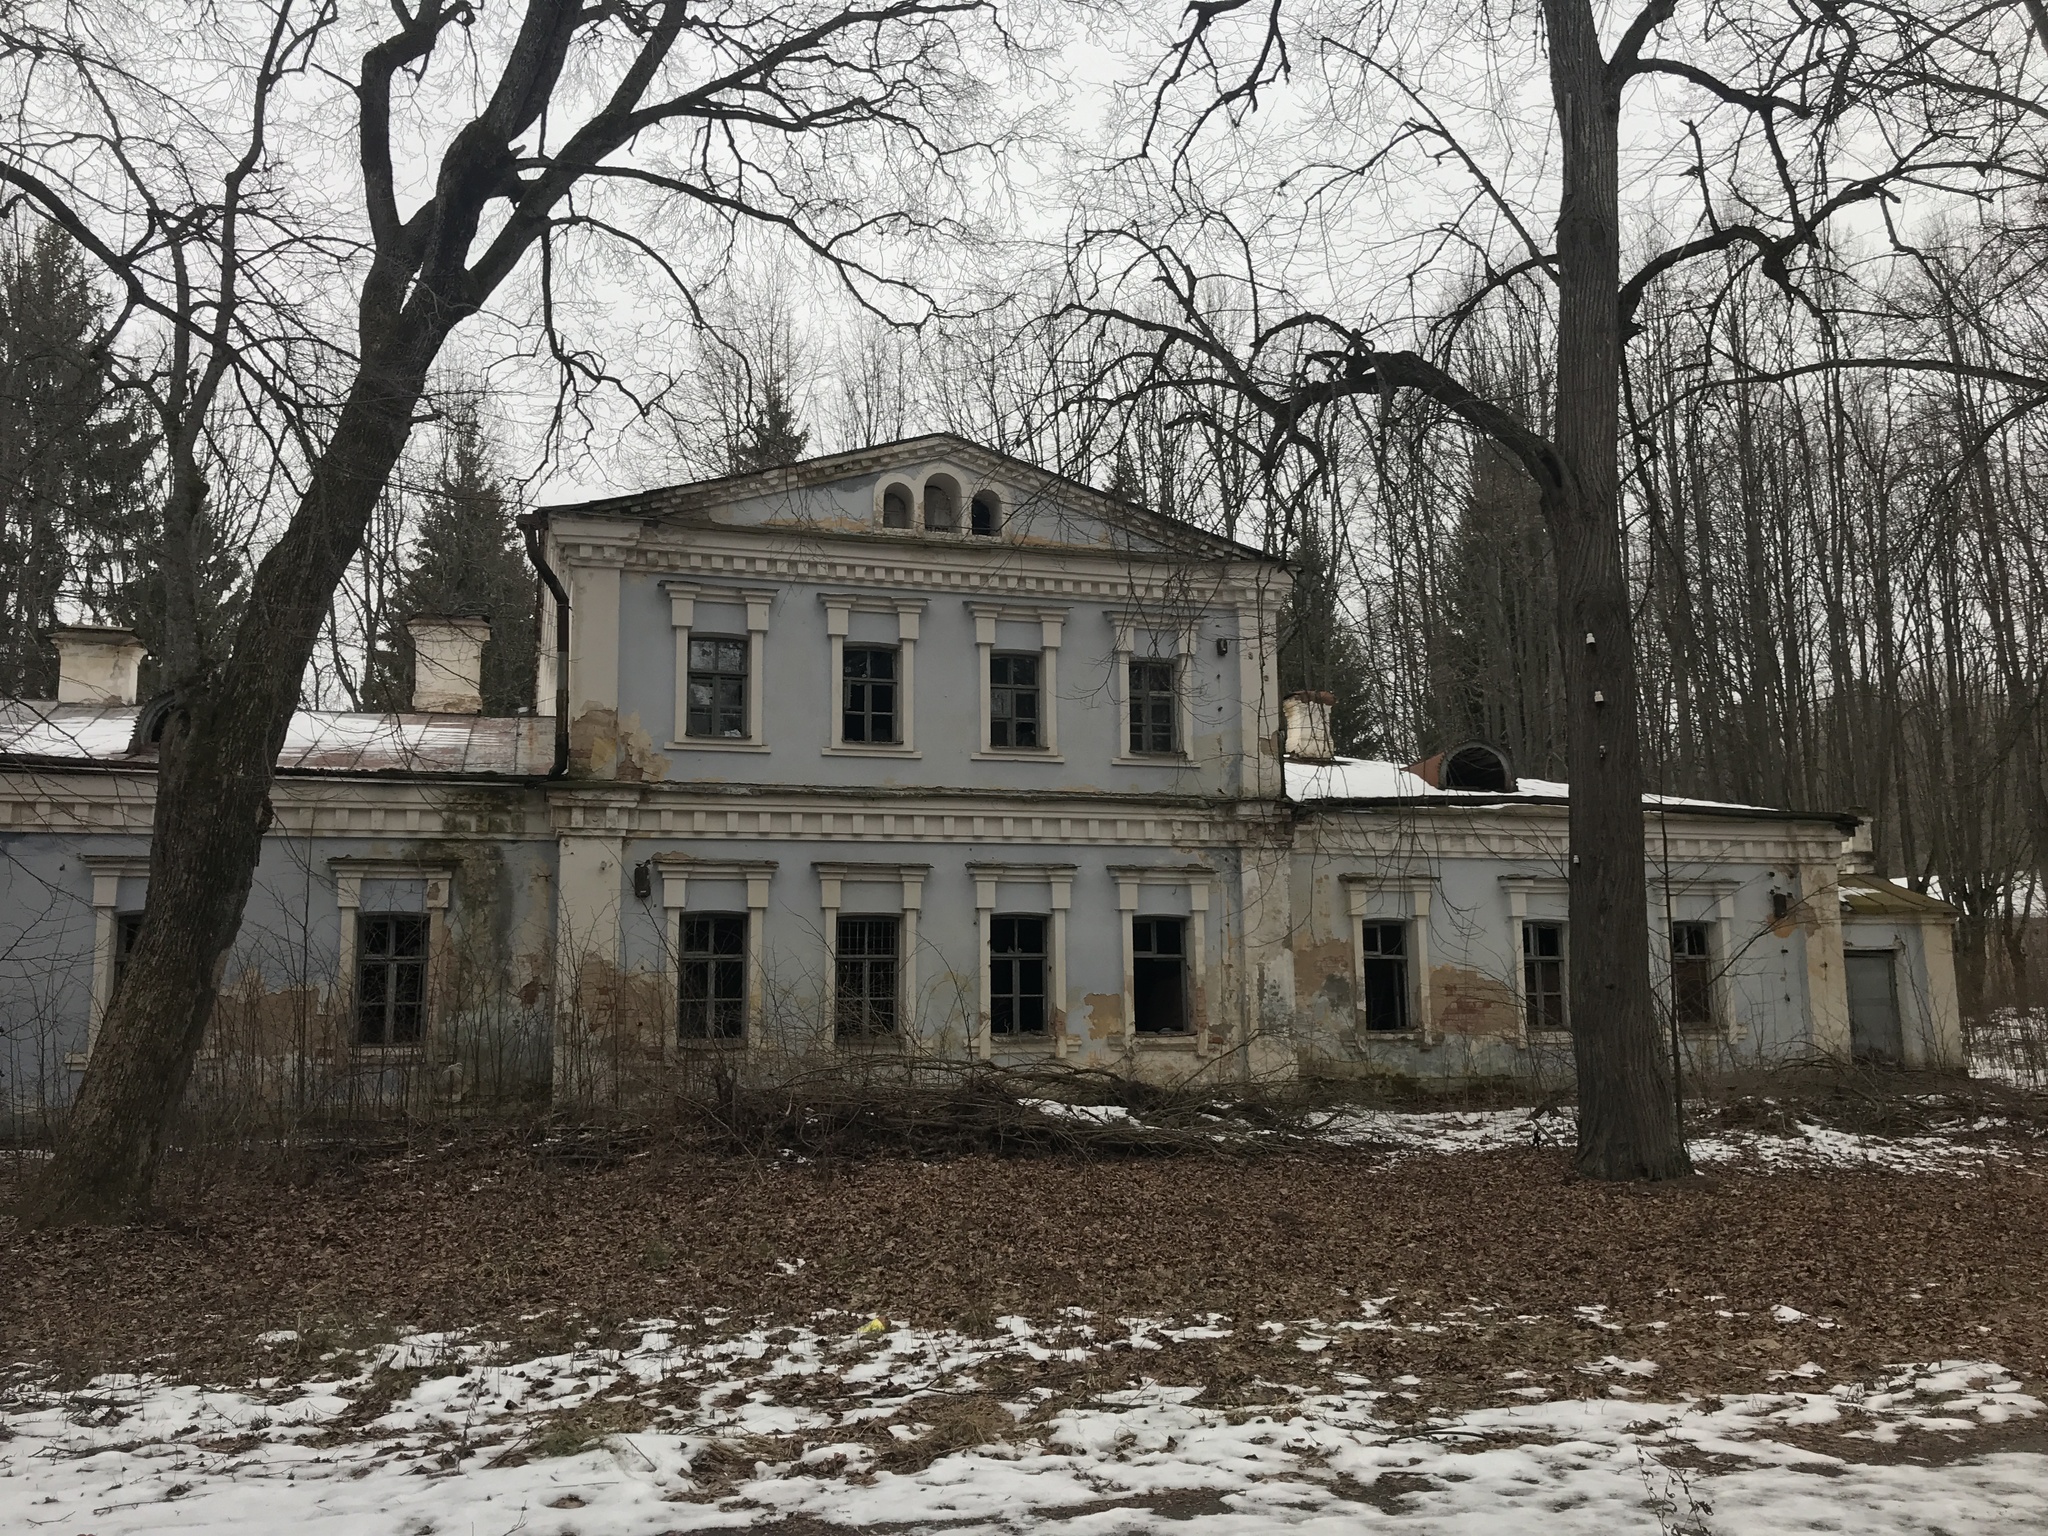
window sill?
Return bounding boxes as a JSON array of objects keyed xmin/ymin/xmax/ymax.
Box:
[
  {"xmin": 1526, "ymin": 1029, "xmax": 1573, "ymax": 1043},
  {"xmin": 1356, "ymin": 1027, "xmax": 1424, "ymax": 1040},
  {"xmin": 668, "ymin": 739, "xmax": 770, "ymax": 753},
  {"xmin": 64, "ymin": 1050, "xmax": 88, "ymax": 1070},
  {"xmin": 674, "ymin": 1036, "xmax": 748, "ymax": 1050},
  {"xmin": 1111, "ymin": 754, "xmax": 1193, "ymax": 767},
  {"xmin": 1131, "ymin": 1031, "xmax": 1197, "ymax": 1048},
  {"xmin": 823, "ymin": 745, "xmax": 921, "ymax": 759},
  {"xmin": 972, "ymin": 750, "xmax": 1065, "ymax": 764}
]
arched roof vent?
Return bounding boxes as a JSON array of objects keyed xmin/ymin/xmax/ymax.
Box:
[{"xmin": 1406, "ymin": 741, "xmax": 1516, "ymax": 793}]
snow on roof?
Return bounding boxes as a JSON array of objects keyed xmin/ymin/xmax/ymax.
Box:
[
  {"xmin": 1286, "ymin": 754, "xmax": 1794, "ymax": 817},
  {"xmin": 0, "ymin": 700, "xmax": 550, "ymax": 778}
]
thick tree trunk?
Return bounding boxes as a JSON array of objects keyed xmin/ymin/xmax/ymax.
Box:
[
  {"xmin": 1545, "ymin": 0, "xmax": 1690, "ymax": 1179},
  {"xmin": 20, "ymin": 332, "xmax": 442, "ymax": 1225}
]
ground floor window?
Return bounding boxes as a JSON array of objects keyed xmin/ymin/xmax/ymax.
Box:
[
  {"xmin": 357, "ymin": 912, "xmax": 426, "ymax": 1047},
  {"xmin": 836, "ymin": 916, "xmax": 900, "ymax": 1036},
  {"xmin": 112, "ymin": 910, "xmax": 144, "ymax": 1000},
  {"xmin": 990, "ymin": 915, "xmax": 1047, "ymax": 1035},
  {"xmin": 1360, "ymin": 921, "xmax": 1409, "ymax": 1031},
  {"xmin": 1670, "ymin": 921, "xmax": 1714, "ymax": 1027},
  {"xmin": 1132, "ymin": 915, "xmax": 1187, "ymax": 1034},
  {"xmin": 679, "ymin": 913, "xmax": 747, "ymax": 1040},
  {"xmin": 1522, "ymin": 921, "xmax": 1566, "ymax": 1032}
]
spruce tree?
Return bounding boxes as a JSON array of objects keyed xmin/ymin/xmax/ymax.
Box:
[
  {"xmin": 0, "ymin": 223, "xmax": 158, "ymax": 697},
  {"xmin": 730, "ymin": 377, "xmax": 810, "ymax": 473},
  {"xmin": 366, "ymin": 401, "xmax": 536, "ymax": 714},
  {"xmin": 1278, "ymin": 520, "xmax": 1378, "ymax": 757}
]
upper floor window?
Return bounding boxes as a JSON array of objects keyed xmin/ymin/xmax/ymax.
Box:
[
  {"xmin": 924, "ymin": 478, "xmax": 958, "ymax": 531},
  {"xmin": 679, "ymin": 913, "xmax": 746, "ymax": 1040},
  {"xmin": 357, "ymin": 912, "xmax": 426, "ymax": 1047},
  {"xmin": 843, "ymin": 645, "xmax": 899, "ymax": 744},
  {"xmin": 1360, "ymin": 921, "xmax": 1409, "ymax": 1032},
  {"xmin": 882, "ymin": 484, "xmax": 914, "ymax": 528},
  {"xmin": 1523, "ymin": 921, "xmax": 1567, "ymax": 1032},
  {"xmin": 1128, "ymin": 657, "xmax": 1178, "ymax": 755},
  {"xmin": 990, "ymin": 653, "xmax": 1041, "ymax": 750},
  {"xmin": 971, "ymin": 492, "xmax": 1001, "ymax": 536},
  {"xmin": 685, "ymin": 636, "xmax": 747, "ymax": 739},
  {"xmin": 1671, "ymin": 921, "xmax": 1714, "ymax": 1027}
]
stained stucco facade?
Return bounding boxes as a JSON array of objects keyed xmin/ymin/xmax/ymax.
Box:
[{"xmin": 0, "ymin": 435, "xmax": 1964, "ymax": 1120}]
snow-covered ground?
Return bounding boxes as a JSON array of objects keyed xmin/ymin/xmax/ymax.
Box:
[
  {"xmin": 4, "ymin": 1309, "xmax": 2041, "ymax": 1534},
  {"xmin": 1319, "ymin": 1106, "xmax": 2030, "ymax": 1175}
]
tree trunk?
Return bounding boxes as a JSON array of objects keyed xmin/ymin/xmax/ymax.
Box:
[
  {"xmin": 20, "ymin": 328, "xmax": 441, "ymax": 1225},
  {"xmin": 1544, "ymin": 0, "xmax": 1690, "ymax": 1179}
]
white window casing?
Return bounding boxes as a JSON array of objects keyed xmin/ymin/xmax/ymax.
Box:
[
  {"xmin": 331, "ymin": 858, "xmax": 452, "ymax": 1056},
  {"xmin": 1108, "ymin": 610, "xmax": 1197, "ymax": 765},
  {"xmin": 967, "ymin": 862, "xmax": 1076, "ymax": 1060},
  {"xmin": 1108, "ymin": 863, "xmax": 1213, "ymax": 1052},
  {"xmin": 1340, "ymin": 874, "xmax": 1435, "ymax": 1041},
  {"xmin": 968, "ymin": 601, "xmax": 1067, "ymax": 761},
  {"xmin": 815, "ymin": 862, "xmax": 929, "ymax": 1042},
  {"xmin": 656, "ymin": 856, "xmax": 775, "ymax": 1051},
  {"xmin": 821, "ymin": 595, "xmax": 926, "ymax": 756},
  {"xmin": 664, "ymin": 581, "xmax": 773, "ymax": 751}
]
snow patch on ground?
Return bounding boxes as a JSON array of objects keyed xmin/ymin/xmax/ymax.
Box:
[
  {"xmin": 1314, "ymin": 1107, "xmax": 2028, "ymax": 1175},
  {"xmin": 3, "ymin": 1317, "xmax": 2041, "ymax": 1534}
]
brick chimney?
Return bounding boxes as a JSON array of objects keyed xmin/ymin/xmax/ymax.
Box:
[
  {"xmin": 407, "ymin": 614, "xmax": 491, "ymax": 713},
  {"xmin": 1282, "ymin": 690, "xmax": 1336, "ymax": 762},
  {"xmin": 52, "ymin": 626, "xmax": 145, "ymax": 705}
]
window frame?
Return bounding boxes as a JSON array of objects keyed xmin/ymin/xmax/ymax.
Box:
[
  {"xmin": 969, "ymin": 602, "xmax": 1065, "ymax": 761},
  {"xmin": 840, "ymin": 643, "xmax": 901, "ymax": 745},
  {"xmin": 677, "ymin": 911, "xmax": 749, "ymax": 1041},
  {"xmin": 1127, "ymin": 655, "xmax": 1180, "ymax": 756},
  {"xmin": 833, "ymin": 914, "xmax": 902, "ymax": 1038},
  {"xmin": 355, "ymin": 910, "xmax": 429, "ymax": 1048},
  {"xmin": 1131, "ymin": 914, "xmax": 1190, "ymax": 1036},
  {"xmin": 1521, "ymin": 920, "xmax": 1569, "ymax": 1035},
  {"xmin": 817, "ymin": 862, "xmax": 928, "ymax": 1046},
  {"xmin": 822, "ymin": 596, "xmax": 924, "ymax": 756},
  {"xmin": 1670, "ymin": 919, "xmax": 1716, "ymax": 1030},
  {"xmin": 988, "ymin": 914, "xmax": 1050, "ymax": 1037},
  {"xmin": 658, "ymin": 858, "xmax": 774, "ymax": 1053},
  {"xmin": 1341, "ymin": 876, "xmax": 1433, "ymax": 1040},
  {"xmin": 1359, "ymin": 920, "xmax": 1411, "ymax": 1033},
  {"xmin": 1111, "ymin": 864, "xmax": 1214, "ymax": 1050},
  {"xmin": 330, "ymin": 860, "xmax": 451, "ymax": 1058},
  {"xmin": 989, "ymin": 651, "xmax": 1043, "ymax": 751},
  {"xmin": 683, "ymin": 634, "xmax": 749, "ymax": 741}
]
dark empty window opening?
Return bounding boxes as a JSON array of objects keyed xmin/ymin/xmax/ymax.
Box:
[
  {"xmin": 112, "ymin": 910, "xmax": 144, "ymax": 1000},
  {"xmin": 990, "ymin": 652, "xmax": 1041, "ymax": 749},
  {"xmin": 1360, "ymin": 921, "xmax": 1410, "ymax": 1032},
  {"xmin": 1671, "ymin": 921, "xmax": 1714, "ymax": 1028},
  {"xmin": 1522, "ymin": 921, "xmax": 1567, "ymax": 1033},
  {"xmin": 679, "ymin": 913, "xmax": 747, "ymax": 1040},
  {"xmin": 990, "ymin": 915, "xmax": 1047, "ymax": 1035},
  {"xmin": 1443, "ymin": 744, "xmax": 1512, "ymax": 791},
  {"xmin": 924, "ymin": 481, "xmax": 958, "ymax": 531},
  {"xmin": 686, "ymin": 636, "xmax": 747, "ymax": 738},
  {"xmin": 882, "ymin": 485, "xmax": 913, "ymax": 528},
  {"xmin": 357, "ymin": 912, "xmax": 426, "ymax": 1047},
  {"xmin": 835, "ymin": 916, "xmax": 900, "ymax": 1037},
  {"xmin": 1132, "ymin": 915, "xmax": 1188, "ymax": 1034},
  {"xmin": 971, "ymin": 492, "xmax": 1000, "ymax": 536},
  {"xmin": 842, "ymin": 646, "xmax": 899, "ymax": 744},
  {"xmin": 1128, "ymin": 657, "xmax": 1178, "ymax": 755}
]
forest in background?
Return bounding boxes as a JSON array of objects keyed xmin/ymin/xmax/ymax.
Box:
[{"xmin": 7, "ymin": 204, "xmax": 2046, "ymax": 1018}]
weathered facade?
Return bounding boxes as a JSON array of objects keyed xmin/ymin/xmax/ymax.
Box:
[{"xmin": 0, "ymin": 436, "xmax": 1964, "ymax": 1121}]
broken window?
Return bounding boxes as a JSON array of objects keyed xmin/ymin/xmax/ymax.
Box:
[
  {"xmin": 835, "ymin": 916, "xmax": 899, "ymax": 1036},
  {"xmin": 1132, "ymin": 915, "xmax": 1187, "ymax": 1034},
  {"xmin": 1522, "ymin": 921, "xmax": 1567, "ymax": 1032},
  {"xmin": 842, "ymin": 646, "xmax": 899, "ymax": 744},
  {"xmin": 882, "ymin": 485, "xmax": 913, "ymax": 528},
  {"xmin": 686, "ymin": 636, "xmax": 747, "ymax": 739},
  {"xmin": 679, "ymin": 913, "xmax": 746, "ymax": 1040},
  {"xmin": 1128, "ymin": 657, "xmax": 1178, "ymax": 755},
  {"xmin": 990, "ymin": 915, "xmax": 1047, "ymax": 1035},
  {"xmin": 971, "ymin": 492, "xmax": 1000, "ymax": 536},
  {"xmin": 1360, "ymin": 921, "xmax": 1409, "ymax": 1032},
  {"xmin": 357, "ymin": 912, "xmax": 426, "ymax": 1047},
  {"xmin": 1671, "ymin": 921, "xmax": 1714, "ymax": 1028},
  {"xmin": 989, "ymin": 653, "xmax": 1041, "ymax": 749},
  {"xmin": 924, "ymin": 480, "xmax": 957, "ymax": 531}
]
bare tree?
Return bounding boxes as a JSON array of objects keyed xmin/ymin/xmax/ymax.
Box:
[
  {"xmin": 3, "ymin": 0, "xmax": 1021, "ymax": 1223},
  {"xmin": 1067, "ymin": 0, "xmax": 2047, "ymax": 1177}
]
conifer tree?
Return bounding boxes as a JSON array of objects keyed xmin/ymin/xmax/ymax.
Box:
[
  {"xmin": 1278, "ymin": 520, "xmax": 1378, "ymax": 757},
  {"xmin": 730, "ymin": 377, "xmax": 810, "ymax": 473},
  {"xmin": 365, "ymin": 401, "xmax": 535, "ymax": 714},
  {"xmin": 0, "ymin": 223, "xmax": 157, "ymax": 696}
]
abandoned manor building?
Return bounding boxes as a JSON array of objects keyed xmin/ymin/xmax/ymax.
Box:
[{"xmin": 0, "ymin": 435, "xmax": 1963, "ymax": 1113}]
